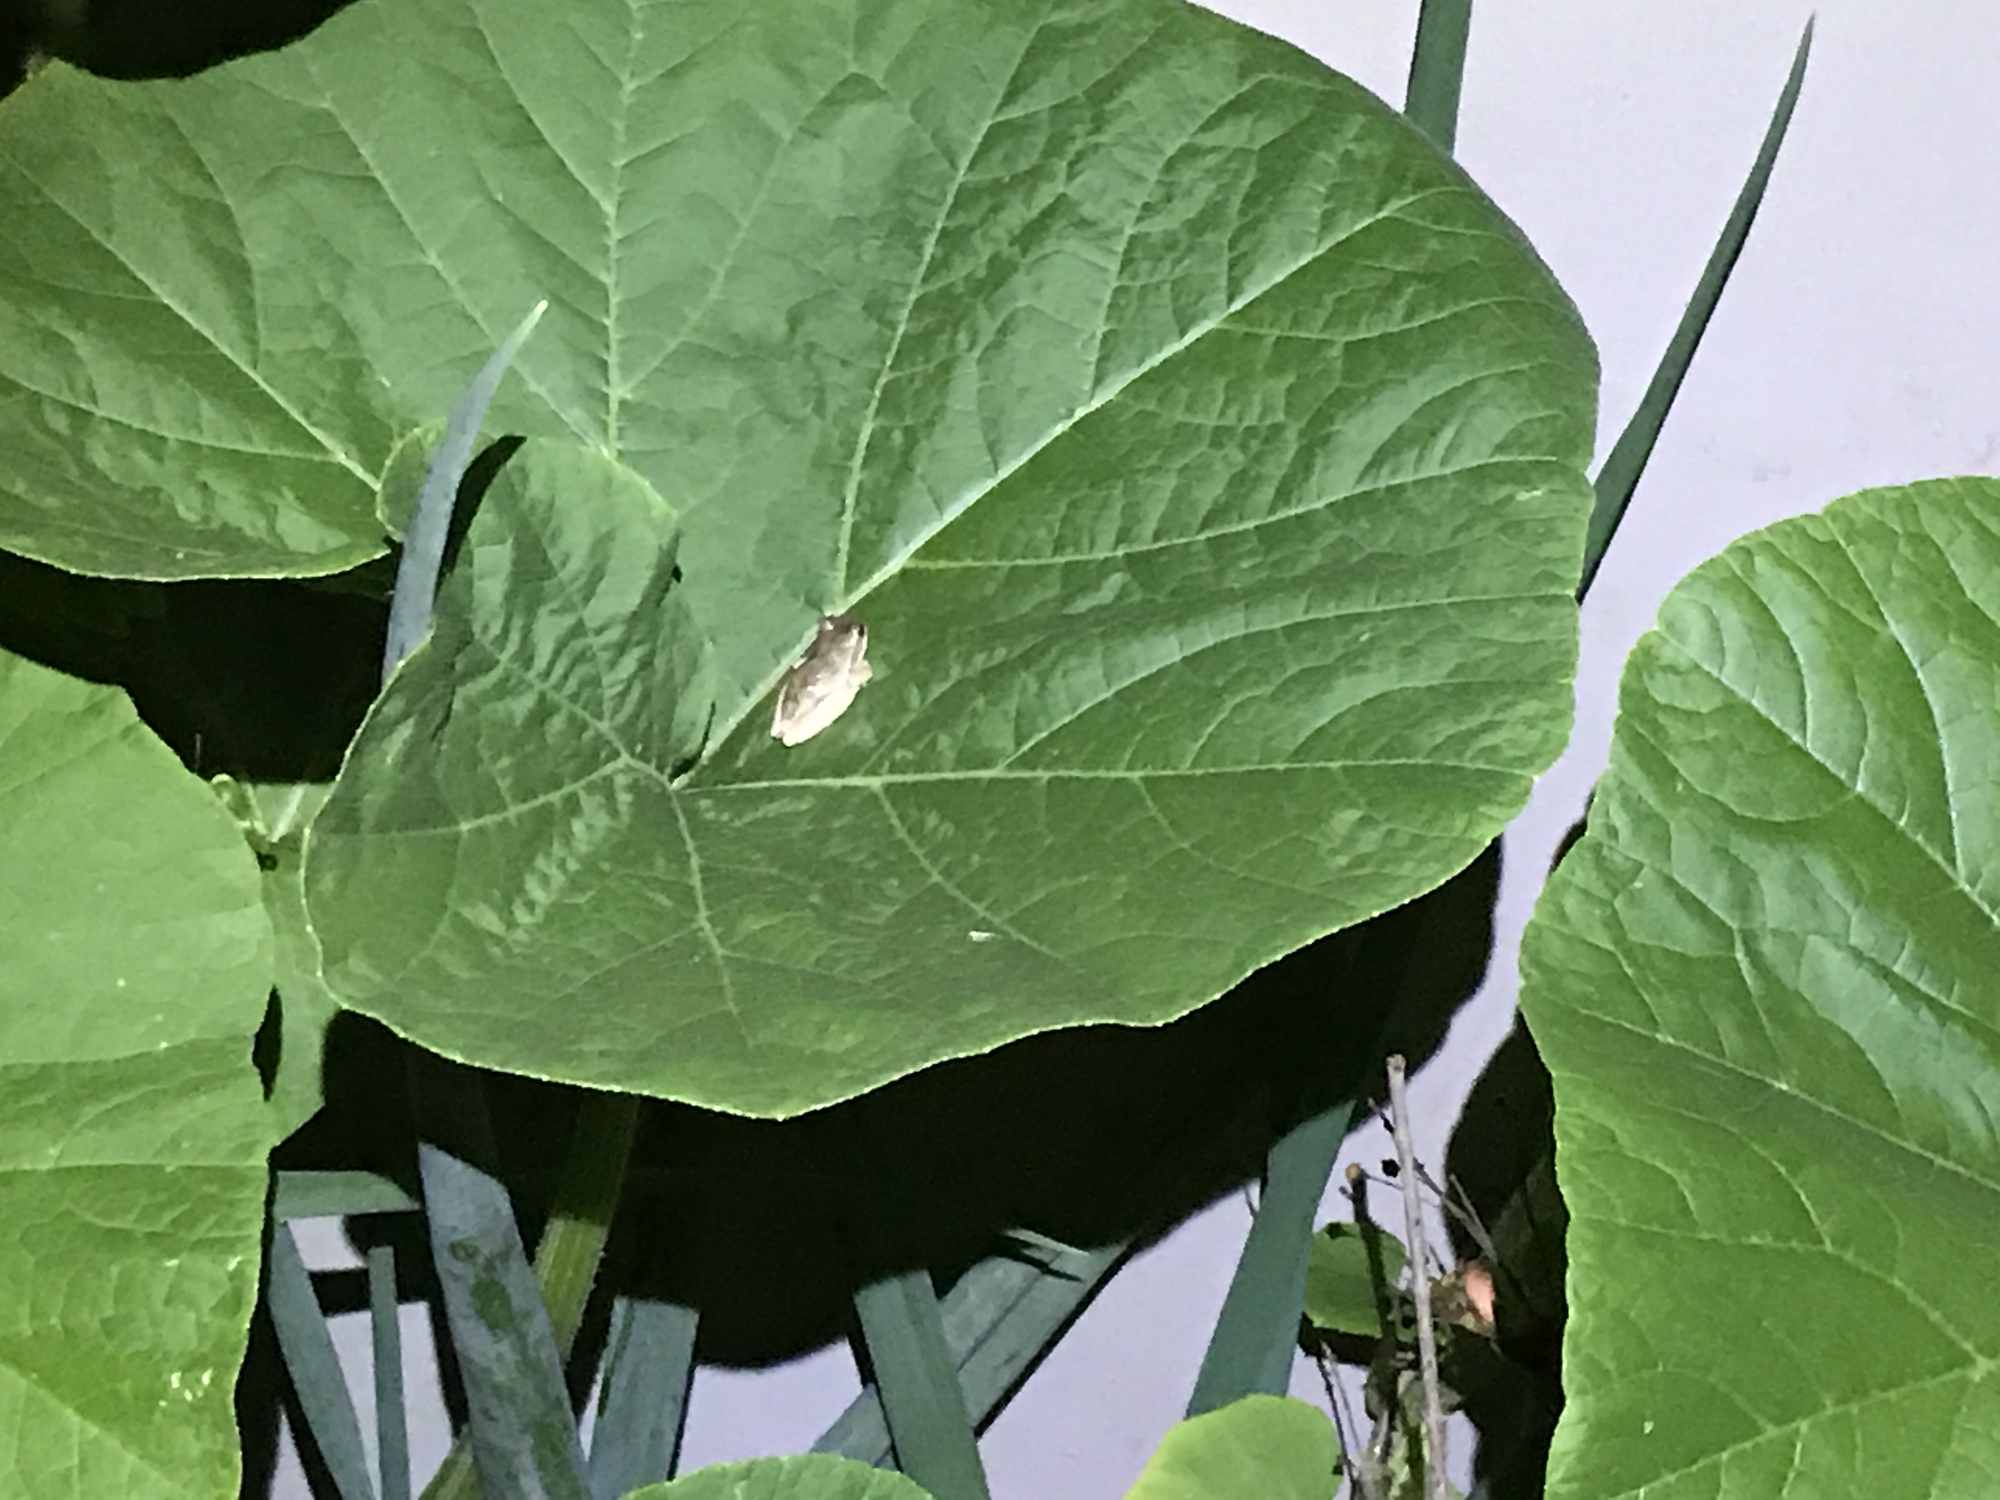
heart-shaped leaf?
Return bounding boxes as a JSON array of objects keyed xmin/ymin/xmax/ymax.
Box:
[
  {"xmin": 280, "ymin": 0, "xmax": 1595, "ymax": 1116},
  {"xmin": 1305, "ymin": 1221, "xmax": 1407, "ymax": 1339},
  {"xmin": 622, "ymin": 1454, "xmax": 935, "ymax": 1500},
  {"xmin": 1125, "ymin": 1395, "xmax": 1339, "ymax": 1500},
  {"xmin": 1521, "ymin": 477, "xmax": 2000, "ymax": 1498},
  {"xmin": 0, "ymin": 652, "xmax": 273, "ymax": 1498}
]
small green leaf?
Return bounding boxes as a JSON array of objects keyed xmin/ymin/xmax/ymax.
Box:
[
  {"xmin": 621, "ymin": 1453, "xmax": 936, "ymax": 1500},
  {"xmin": 1523, "ymin": 477, "xmax": 2000, "ymax": 1498},
  {"xmin": 1126, "ymin": 1395, "xmax": 1339, "ymax": 1500},
  {"xmin": 1304, "ymin": 1221, "xmax": 1409, "ymax": 1338}
]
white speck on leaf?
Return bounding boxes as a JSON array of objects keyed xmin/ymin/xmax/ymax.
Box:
[{"xmin": 967, "ymin": 930, "xmax": 997, "ymax": 943}]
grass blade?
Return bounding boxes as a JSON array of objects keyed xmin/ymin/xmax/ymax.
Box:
[
  {"xmin": 383, "ymin": 298, "xmax": 546, "ymax": 676},
  {"xmin": 1185, "ymin": 918, "xmax": 1430, "ymax": 1417},
  {"xmin": 409, "ymin": 1056, "xmax": 590, "ymax": 1500},
  {"xmin": 267, "ymin": 1223, "xmax": 378, "ymax": 1500},
  {"xmin": 820, "ymin": 1086, "xmax": 1272, "ymax": 1461},
  {"xmin": 419, "ymin": 1091, "xmax": 639, "ymax": 1500},
  {"xmin": 852, "ymin": 1267, "xmax": 992, "ymax": 1499},
  {"xmin": 367, "ymin": 1246, "xmax": 410, "ymax": 1500},
  {"xmin": 587, "ymin": 1295, "xmax": 701, "ymax": 1498},
  {"xmin": 1186, "ymin": 1099, "xmax": 1356, "ymax": 1415},
  {"xmin": 815, "ymin": 1236, "xmax": 1126, "ymax": 1464},
  {"xmin": 1580, "ymin": 18, "xmax": 1814, "ymax": 596},
  {"xmin": 1404, "ymin": 0, "xmax": 1474, "ymax": 151}
]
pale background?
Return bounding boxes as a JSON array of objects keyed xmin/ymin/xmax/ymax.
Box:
[{"xmin": 278, "ymin": 2, "xmax": 2000, "ymax": 1495}]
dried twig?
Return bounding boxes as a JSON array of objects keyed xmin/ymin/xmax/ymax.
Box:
[
  {"xmin": 1312, "ymin": 1341, "xmax": 1375, "ymax": 1500},
  {"xmin": 1385, "ymin": 1055, "xmax": 1448, "ymax": 1500},
  {"xmin": 1409, "ymin": 1159, "xmax": 1502, "ymax": 1273}
]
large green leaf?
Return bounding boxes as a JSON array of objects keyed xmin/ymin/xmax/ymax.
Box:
[
  {"xmin": 0, "ymin": 652, "xmax": 274, "ymax": 1498},
  {"xmin": 1125, "ymin": 1395, "xmax": 1339, "ymax": 1500},
  {"xmin": 1, "ymin": 0, "xmax": 1597, "ymax": 594},
  {"xmin": 283, "ymin": 0, "xmax": 1593, "ymax": 1116},
  {"xmin": 1520, "ymin": 477, "xmax": 2000, "ymax": 1499}
]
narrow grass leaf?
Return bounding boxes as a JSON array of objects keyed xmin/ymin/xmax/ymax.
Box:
[
  {"xmin": 852, "ymin": 1269, "xmax": 991, "ymax": 1500},
  {"xmin": 1580, "ymin": 18, "xmax": 1813, "ymax": 594},
  {"xmin": 1404, "ymin": 0, "xmax": 1474, "ymax": 152},
  {"xmin": 366, "ymin": 1247, "xmax": 410, "ymax": 1500},
  {"xmin": 588, "ymin": 1295, "xmax": 701, "ymax": 1498},
  {"xmin": 421, "ymin": 1091, "xmax": 641, "ymax": 1500},
  {"xmin": 267, "ymin": 1223, "xmax": 377, "ymax": 1500},
  {"xmin": 815, "ymin": 1238, "xmax": 1127, "ymax": 1464},
  {"xmin": 382, "ymin": 298, "xmax": 546, "ymax": 676},
  {"xmin": 1186, "ymin": 1100, "xmax": 1356, "ymax": 1415},
  {"xmin": 409, "ymin": 1058, "xmax": 590, "ymax": 1500}
]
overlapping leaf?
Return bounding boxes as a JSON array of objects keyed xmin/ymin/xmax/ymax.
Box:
[
  {"xmin": 262, "ymin": 0, "xmax": 1596, "ymax": 1116},
  {"xmin": 0, "ymin": 652, "xmax": 273, "ymax": 1498},
  {"xmin": 1522, "ymin": 478, "xmax": 2000, "ymax": 1498},
  {"xmin": 1305, "ymin": 1221, "xmax": 1407, "ymax": 1338}
]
